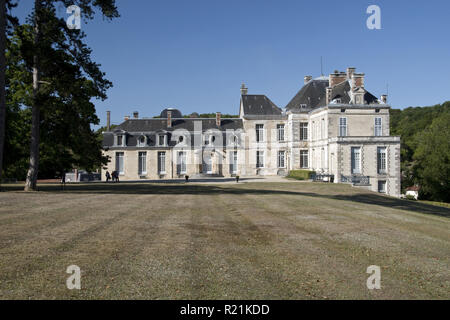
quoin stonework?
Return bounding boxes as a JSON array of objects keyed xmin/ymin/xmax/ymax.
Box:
[{"xmin": 102, "ymin": 67, "xmax": 401, "ymax": 197}]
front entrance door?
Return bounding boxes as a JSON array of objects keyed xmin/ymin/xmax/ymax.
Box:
[{"xmin": 203, "ymin": 155, "xmax": 212, "ymax": 174}]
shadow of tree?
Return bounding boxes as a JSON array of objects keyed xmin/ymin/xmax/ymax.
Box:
[{"xmin": 2, "ymin": 182, "xmax": 449, "ymax": 218}]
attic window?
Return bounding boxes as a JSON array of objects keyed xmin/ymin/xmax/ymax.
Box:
[
  {"xmin": 375, "ymin": 109, "xmax": 380, "ymax": 113},
  {"xmin": 341, "ymin": 109, "xmax": 346, "ymax": 113},
  {"xmin": 158, "ymin": 134, "xmax": 166, "ymax": 147},
  {"xmin": 300, "ymin": 104, "xmax": 307, "ymax": 109},
  {"xmin": 117, "ymin": 135, "xmax": 123, "ymax": 146},
  {"xmin": 138, "ymin": 136, "xmax": 146, "ymax": 147}
]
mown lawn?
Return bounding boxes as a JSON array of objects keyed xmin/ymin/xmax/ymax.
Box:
[{"xmin": 0, "ymin": 181, "xmax": 448, "ymax": 300}]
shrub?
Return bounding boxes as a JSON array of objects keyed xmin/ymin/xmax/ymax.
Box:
[{"xmin": 287, "ymin": 170, "xmax": 315, "ymax": 181}]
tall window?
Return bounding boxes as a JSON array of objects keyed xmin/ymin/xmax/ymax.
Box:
[
  {"xmin": 158, "ymin": 135, "xmax": 166, "ymax": 146},
  {"xmin": 375, "ymin": 117, "xmax": 382, "ymax": 136},
  {"xmin": 278, "ymin": 151, "xmax": 285, "ymax": 168},
  {"xmin": 177, "ymin": 151, "xmax": 186, "ymax": 174},
  {"xmin": 230, "ymin": 151, "xmax": 238, "ymax": 174},
  {"xmin": 256, "ymin": 124, "xmax": 264, "ymax": 142},
  {"xmin": 115, "ymin": 152, "xmax": 124, "ymax": 174},
  {"xmin": 321, "ymin": 148, "xmax": 325, "ymax": 169},
  {"xmin": 277, "ymin": 124, "xmax": 285, "ymax": 142},
  {"xmin": 158, "ymin": 152, "xmax": 166, "ymax": 174},
  {"xmin": 117, "ymin": 135, "xmax": 123, "ymax": 146},
  {"xmin": 300, "ymin": 150, "xmax": 309, "ymax": 168},
  {"xmin": 321, "ymin": 118, "xmax": 325, "ymax": 139},
  {"xmin": 377, "ymin": 147, "xmax": 387, "ymax": 174},
  {"xmin": 138, "ymin": 152, "xmax": 147, "ymax": 175},
  {"xmin": 312, "ymin": 121, "xmax": 315, "ymax": 140},
  {"xmin": 351, "ymin": 147, "xmax": 361, "ymax": 174},
  {"xmin": 339, "ymin": 117, "xmax": 347, "ymax": 137},
  {"xmin": 300, "ymin": 122, "xmax": 308, "ymax": 141},
  {"xmin": 256, "ymin": 151, "xmax": 264, "ymax": 168}
]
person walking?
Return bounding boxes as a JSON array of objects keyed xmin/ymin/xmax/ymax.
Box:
[{"xmin": 106, "ymin": 171, "xmax": 111, "ymax": 182}]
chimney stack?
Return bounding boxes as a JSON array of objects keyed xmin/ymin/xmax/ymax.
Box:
[
  {"xmin": 304, "ymin": 75, "xmax": 312, "ymax": 84},
  {"xmin": 326, "ymin": 87, "xmax": 333, "ymax": 105},
  {"xmin": 347, "ymin": 67, "xmax": 356, "ymax": 80},
  {"xmin": 124, "ymin": 115, "xmax": 130, "ymax": 121},
  {"xmin": 106, "ymin": 111, "xmax": 111, "ymax": 131},
  {"xmin": 167, "ymin": 111, "xmax": 172, "ymax": 128},
  {"xmin": 133, "ymin": 111, "xmax": 139, "ymax": 119},
  {"xmin": 240, "ymin": 83, "xmax": 248, "ymax": 95},
  {"xmin": 381, "ymin": 95, "xmax": 388, "ymax": 104},
  {"xmin": 352, "ymin": 73, "xmax": 365, "ymax": 88},
  {"xmin": 329, "ymin": 71, "xmax": 347, "ymax": 87},
  {"xmin": 216, "ymin": 112, "xmax": 221, "ymax": 127}
]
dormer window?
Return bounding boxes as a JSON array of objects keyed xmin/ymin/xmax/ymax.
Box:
[
  {"xmin": 158, "ymin": 134, "xmax": 167, "ymax": 147},
  {"xmin": 355, "ymin": 95, "xmax": 363, "ymax": 104},
  {"xmin": 138, "ymin": 135, "xmax": 147, "ymax": 147}
]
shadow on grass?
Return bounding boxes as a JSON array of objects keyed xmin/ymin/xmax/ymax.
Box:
[{"xmin": 1, "ymin": 182, "xmax": 449, "ymax": 218}]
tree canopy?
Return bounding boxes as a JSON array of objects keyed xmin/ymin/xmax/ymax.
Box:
[
  {"xmin": 390, "ymin": 101, "xmax": 450, "ymax": 202},
  {"xmin": 2, "ymin": 1, "xmax": 119, "ymax": 182}
]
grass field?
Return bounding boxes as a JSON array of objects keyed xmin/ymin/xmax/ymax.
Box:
[{"xmin": 0, "ymin": 181, "xmax": 449, "ymax": 300}]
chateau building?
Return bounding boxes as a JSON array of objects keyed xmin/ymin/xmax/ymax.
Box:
[{"xmin": 102, "ymin": 67, "xmax": 401, "ymax": 197}]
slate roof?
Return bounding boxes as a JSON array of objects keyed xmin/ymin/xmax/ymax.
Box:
[
  {"xmin": 113, "ymin": 118, "xmax": 243, "ymax": 132},
  {"xmin": 330, "ymin": 81, "xmax": 378, "ymax": 105},
  {"xmin": 286, "ymin": 78, "xmax": 380, "ymax": 111},
  {"xmin": 103, "ymin": 118, "xmax": 244, "ymax": 148},
  {"xmin": 286, "ymin": 79, "xmax": 329, "ymax": 110},
  {"xmin": 241, "ymin": 95, "xmax": 282, "ymax": 116}
]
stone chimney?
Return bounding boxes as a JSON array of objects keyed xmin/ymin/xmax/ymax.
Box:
[
  {"xmin": 106, "ymin": 111, "xmax": 111, "ymax": 131},
  {"xmin": 133, "ymin": 111, "xmax": 139, "ymax": 119},
  {"xmin": 240, "ymin": 83, "xmax": 248, "ymax": 95},
  {"xmin": 347, "ymin": 67, "xmax": 356, "ymax": 80},
  {"xmin": 326, "ymin": 87, "xmax": 333, "ymax": 105},
  {"xmin": 167, "ymin": 111, "xmax": 172, "ymax": 128},
  {"xmin": 381, "ymin": 95, "xmax": 388, "ymax": 104},
  {"xmin": 352, "ymin": 73, "xmax": 365, "ymax": 88},
  {"xmin": 329, "ymin": 71, "xmax": 347, "ymax": 87},
  {"xmin": 216, "ymin": 112, "xmax": 221, "ymax": 127},
  {"xmin": 304, "ymin": 75, "xmax": 312, "ymax": 84},
  {"xmin": 124, "ymin": 115, "xmax": 130, "ymax": 121}
]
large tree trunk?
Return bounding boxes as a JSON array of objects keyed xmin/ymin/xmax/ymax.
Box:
[
  {"xmin": 24, "ymin": 0, "xmax": 41, "ymax": 191},
  {"xmin": 0, "ymin": 0, "xmax": 6, "ymax": 189}
]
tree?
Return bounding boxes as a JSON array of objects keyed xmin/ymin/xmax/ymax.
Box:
[
  {"xmin": 413, "ymin": 113, "xmax": 450, "ymax": 202},
  {"xmin": 0, "ymin": 0, "xmax": 6, "ymax": 185},
  {"xmin": 390, "ymin": 102, "xmax": 450, "ymax": 194},
  {"xmin": 23, "ymin": 0, "xmax": 119, "ymax": 191},
  {"xmin": 0, "ymin": 0, "xmax": 18, "ymax": 186}
]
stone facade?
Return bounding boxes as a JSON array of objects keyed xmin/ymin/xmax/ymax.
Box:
[{"xmin": 102, "ymin": 67, "xmax": 401, "ymax": 197}]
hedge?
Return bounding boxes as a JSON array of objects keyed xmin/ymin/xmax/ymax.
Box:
[{"xmin": 287, "ymin": 170, "xmax": 316, "ymax": 181}]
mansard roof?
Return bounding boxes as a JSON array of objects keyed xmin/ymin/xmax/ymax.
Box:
[
  {"xmin": 286, "ymin": 78, "xmax": 329, "ymax": 110},
  {"xmin": 103, "ymin": 117, "xmax": 244, "ymax": 148},
  {"xmin": 286, "ymin": 78, "xmax": 380, "ymax": 111},
  {"xmin": 113, "ymin": 118, "xmax": 243, "ymax": 133},
  {"xmin": 241, "ymin": 95, "xmax": 283, "ymax": 116}
]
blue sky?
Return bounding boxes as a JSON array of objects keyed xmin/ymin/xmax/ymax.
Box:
[{"xmin": 12, "ymin": 0, "xmax": 450, "ymax": 127}]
